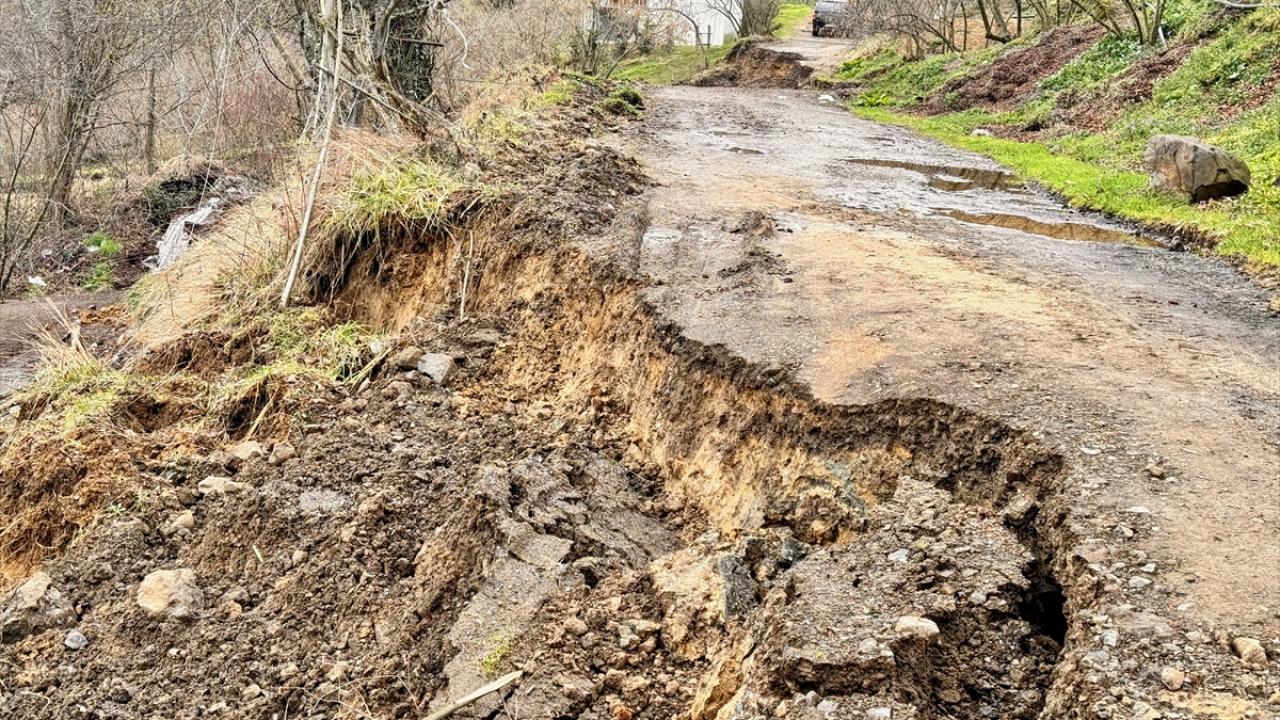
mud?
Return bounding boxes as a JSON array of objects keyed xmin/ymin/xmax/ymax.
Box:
[
  {"xmin": 846, "ymin": 158, "xmax": 1023, "ymax": 191},
  {"xmin": 691, "ymin": 45, "xmax": 815, "ymax": 89},
  {"xmin": 0, "ymin": 293, "xmax": 125, "ymax": 397},
  {"xmin": 1, "ymin": 63, "xmax": 1278, "ymax": 720},
  {"xmin": 938, "ymin": 209, "xmax": 1155, "ymax": 245},
  {"xmin": 0, "ymin": 96, "xmax": 1084, "ymax": 720}
]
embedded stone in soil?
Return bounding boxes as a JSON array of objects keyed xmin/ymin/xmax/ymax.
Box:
[{"xmin": 732, "ymin": 479, "xmax": 1065, "ymax": 720}]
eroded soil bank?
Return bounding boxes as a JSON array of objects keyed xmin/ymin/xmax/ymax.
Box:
[{"xmin": 1, "ymin": 78, "xmax": 1276, "ymax": 720}]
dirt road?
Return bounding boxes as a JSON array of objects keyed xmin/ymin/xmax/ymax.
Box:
[
  {"xmin": 0, "ymin": 292, "xmax": 123, "ymax": 396},
  {"xmin": 631, "ymin": 82, "xmax": 1280, "ymax": 639}
]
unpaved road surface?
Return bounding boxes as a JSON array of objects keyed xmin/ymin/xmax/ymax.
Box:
[
  {"xmin": 761, "ymin": 34, "xmax": 856, "ymax": 74},
  {"xmin": 0, "ymin": 292, "xmax": 123, "ymax": 396},
  {"xmin": 633, "ymin": 84, "xmax": 1280, "ymax": 636}
]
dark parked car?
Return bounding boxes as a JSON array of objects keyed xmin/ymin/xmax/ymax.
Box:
[{"xmin": 813, "ymin": 0, "xmax": 849, "ymax": 36}]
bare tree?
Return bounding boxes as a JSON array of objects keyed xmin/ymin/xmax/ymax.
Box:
[
  {"xmin": 706, "ymin": 0, "xmax": 784, "ymax": 37},
  {"xmin": 1071, "ymin": 0, "xmax": 1167, "ymax": 44}
]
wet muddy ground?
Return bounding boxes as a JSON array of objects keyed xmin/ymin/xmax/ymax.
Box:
[
  {"xmin": 1, "ymin": 70, "xmax": 1277, "ymax": 720},
  {"xmin": 631, "ymin": 86, "xmax": 1279, "ymax": 638}
]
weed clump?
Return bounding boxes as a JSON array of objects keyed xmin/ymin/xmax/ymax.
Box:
[{"xmin": 599, "ymin": 85, "xmax": 645, "ymax": 116}]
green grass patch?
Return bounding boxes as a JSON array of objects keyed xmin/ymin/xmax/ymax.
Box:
[
  {"xmin": 479, "ymin": 634, "xmax": 514, "ymax": 678},
  {"xmin": 328, "ymin": 160, "xmax": 495, "ymax": 238},
  {"xmin": 86, "ymin": 231, "xmax": 122, "ymax": 257},
  {"xmin": 831, "ymin": 43, "xmax": 1011, "ymax": 106},
  {"xmin": 855, "ymin": 106, "xmax": 1280, "ymax": 271},
  {"xmin": 775, "ymin": 2, "xmax": 814, "ymax": 38},
  {"xmin": 612, "ymin": 43, "xmax": 734, "ymax": 85},
  {"xmin": 1039, "ymin": 33, "xmax": 1143, "ymax": 95},
  {"xmin": 82, "ymin": 261, "xmax": 116, "ymax": 291},
  {"xmin": 264, "ymin": 308, "xmax": 383, "ymax": 383},
  {"xmin": 597, "ymin": 84, "xmax": 645, "ymax": 116},
  {"xmin": 535, "ymin": 79, "xmax": 579, "ymax": 107}
]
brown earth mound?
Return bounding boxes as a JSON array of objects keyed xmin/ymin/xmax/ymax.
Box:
[
  {"xmin": 920, "ymin": 26, "xmax": 1104, "ymax": 114},
  {"xmin": 690, "ymin": 44, "xmax": 814, "ymax": 89},
  {"xmin": 1067, "ymin": 45, "xmax": 1193, "ymax": 131}
]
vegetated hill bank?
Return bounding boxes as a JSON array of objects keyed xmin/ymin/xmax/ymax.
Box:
[
  {"xmin": 2, "ymin": 70, "xmax": 1276, "ymax": 720},
  {"xmin": 824, "ymin": 6, "xmax": 1280, "ymax": 288}
]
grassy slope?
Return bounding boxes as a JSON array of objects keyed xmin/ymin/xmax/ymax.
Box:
[
  {"xmin": 774, "ymin": 2, "xmax": 815, "ymax": 38},
  {"xmin": 840, "ymin": 9, "xmax": 1280, "ymax": 274},
  {"xmin": 614, "ymin": 2, "xmax": 814, "ymax": 85}
]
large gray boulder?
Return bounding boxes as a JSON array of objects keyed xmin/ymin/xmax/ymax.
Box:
[{"xmin": 1144, "ymin": 135, "xmax": 1251, "ymax": 203}]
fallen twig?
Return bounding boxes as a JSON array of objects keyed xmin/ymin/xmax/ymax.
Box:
[{"xmin": 423, "ymin": 671, "xmax": 524, "ymax": 720}]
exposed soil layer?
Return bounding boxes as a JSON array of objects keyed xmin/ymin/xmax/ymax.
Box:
[
  {"xmin": 1065, "ymin": 45, "xmax": 1194, "ymax": 131},
  {"xmin": 0, "ymin": 94, "xmax": 1086, "ymax": 719},
  {"xmin": 691, "ymin": 44, "xmax": 815, "ymax": 89},
  {"xmin": 919, "ymin": 26, "xmax": 1104, "ymax": 114},
  {"xmin": 0, "ymin": 223, "xmax": 1080, "ymax": 720},
  {"xmin": 2, "ymin": 68, "xmax": 1278, "ymax": 720}
]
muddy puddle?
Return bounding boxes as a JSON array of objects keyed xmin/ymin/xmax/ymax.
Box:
[
  {"xmin": 939, "ymin": 209, "xmax": 1153, "ymax": 245},
  {"xmin": 840, "ymin": 156, "xmax": 1149, "ymax": 247},
  {"xmin": 848, "ymin": 157, "xmax": 1024, "ymax": 191}
]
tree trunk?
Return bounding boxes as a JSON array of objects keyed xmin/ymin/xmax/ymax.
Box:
[{"xmin": 145, "ymin": 67, "xmax": 158, "ymax": 174}]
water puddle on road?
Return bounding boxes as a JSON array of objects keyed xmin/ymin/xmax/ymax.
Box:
[
  {"xmin": 847, "ymin": 157, "xmax": 1023, "ymax": 190},
  {"xmin": 939, "ymin": 209, "xmax": 1152, "ymax": 245},
  {"xmin": 843, "ymin": 157, "xmax": 1154, "ymax": 246}
]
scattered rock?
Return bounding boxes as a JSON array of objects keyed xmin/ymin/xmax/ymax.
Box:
[
  {"xmin": 198, "ymin": 475, "xmax": 251, "ymax": 496},
  {"xmin": 417, "ymin": 353, "xmax": 458, "ymax": 385},
  {"xmin": 1160, "ymin": 666, "xmax": 1185, "ymax": 691},
  {"xmin": 717, "ymin": 555, "xmax": 759, "ymax": 619},
  {"xmin": 229, "ymin": 440, "xmax": 267, "ymax": 463},
  {"xmin": 1144, "ymin": 135, "xmax": 1251, "ymax": 203},
  {"xmin": 894, "ymin": 615, "xmax": 940, "ymax": 640},
  {"xmin": 64, "ymin": 629, "xmax": 89, "ymax": 650},
  {"xmin": 1233, "ymin": 636, "xmax": 1267, "ymax": 667},
  {"xmin": 1128, "ymin": 576, "xmax": 1153, "ymax": 590},
  {"xmin": 241, "ymin": 683, "xmax": 262, "ymax": 701},
  {"xmin": 392, "ymin": 345, "xmax": 424, "ymax": 370},
  {"xmin": 1131, "ymin": 700, "xmax": 1160, "ymax": 720},
  {"xmin": 165, "ymin": 510, "xmax": 196, "ymax": 534},
  {"xmin": 564, "ymin": 617, "xmax": 589, "ymax": 637},
  {"xmin": 1144, "ymin": 463, "xmax": 1166, "ymax": 479},
  {"xmin": 0, "ymin": 571, "xmax": 75, "ymax": 643},
  {"xmin": 268, "ymin": 442, "xmax": 297, "ymax": 465},
  {"xmin": 382, "ymin": 380, "xmax": 413, "ymax": 399},
  {"xmin": 137, "ymin": 569, "xmax": 204, "ymax": 619}
]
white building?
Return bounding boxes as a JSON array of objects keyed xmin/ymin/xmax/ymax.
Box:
[
  {"xmin": 595, "ymin": 0, "xmax": 738, "ymax": 47},
  {"xmin": 657, "ymin": 1, "xmax": 737, "ymax": 46}
]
